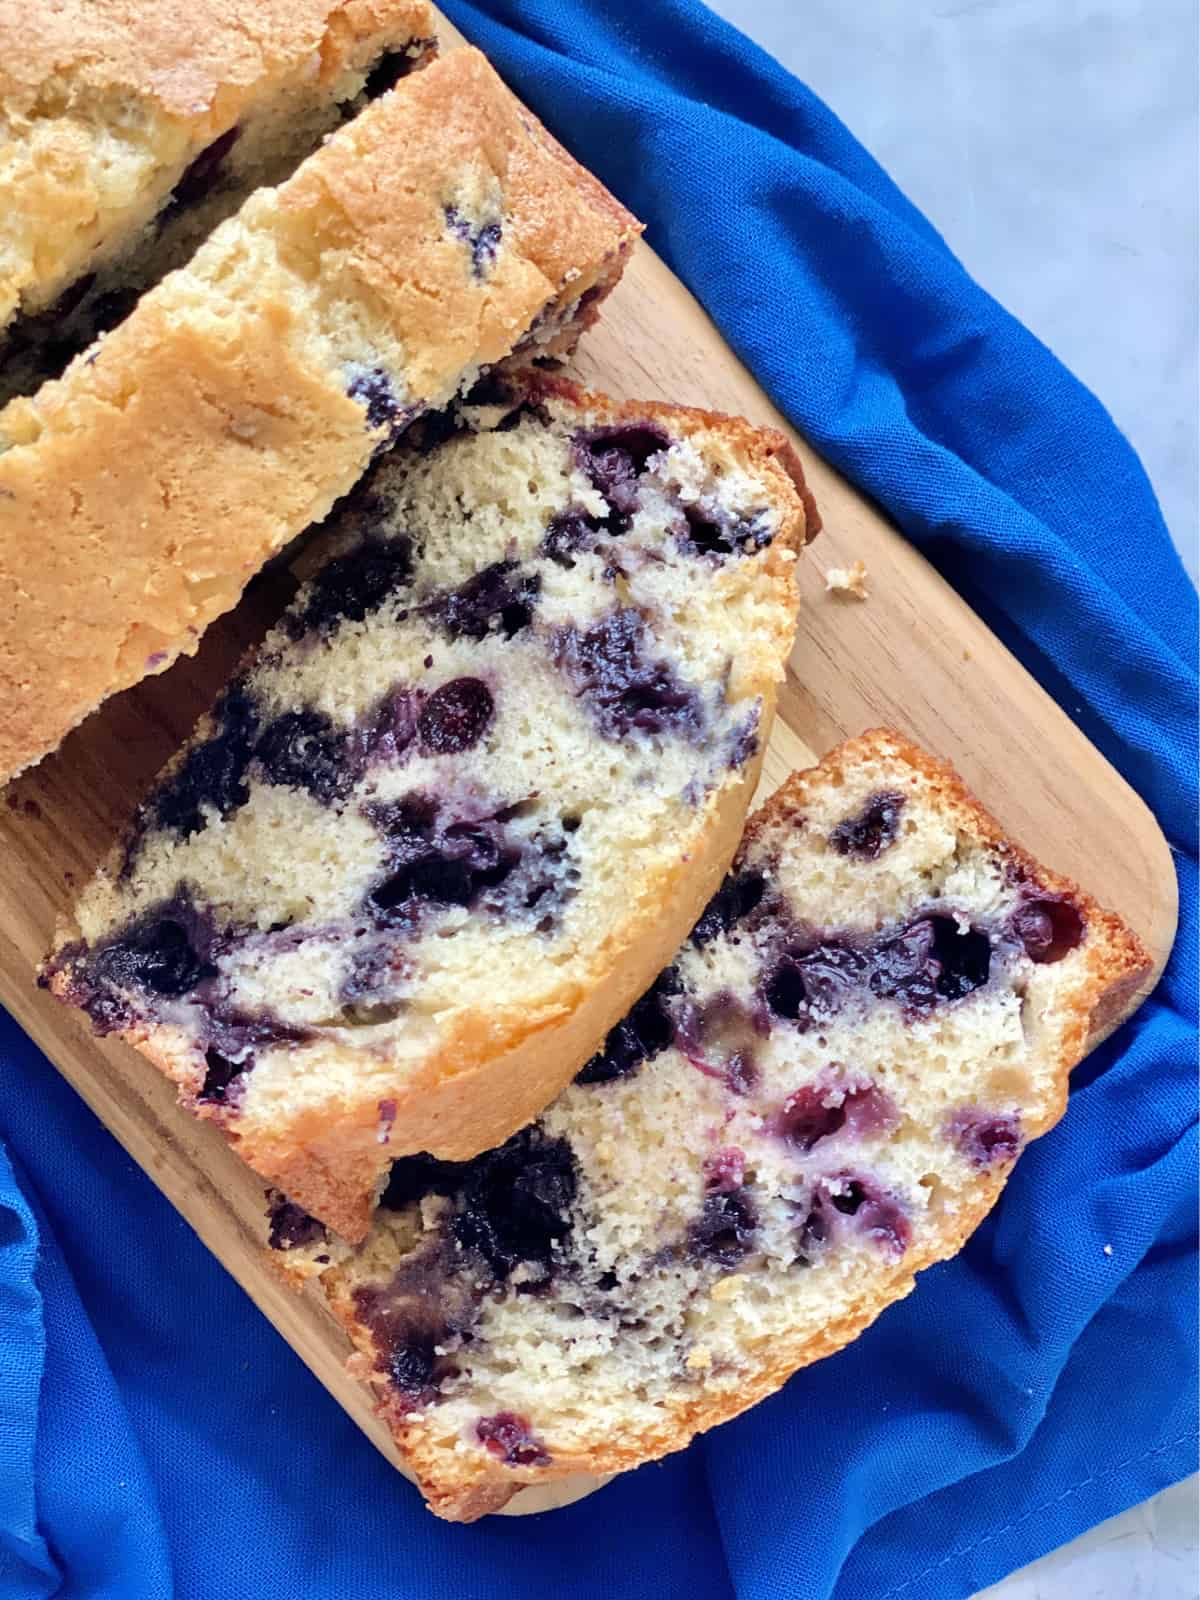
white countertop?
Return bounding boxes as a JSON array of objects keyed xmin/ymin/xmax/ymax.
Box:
[
  {"xmin": 704, "ymin": 2, "xmax": 1198, "ymax": 1594},
  {"xmin": 707, "ymin": 0, "xmax": 1198, "ymax": 581}
]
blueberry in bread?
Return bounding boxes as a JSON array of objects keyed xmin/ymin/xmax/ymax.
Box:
[
  {"xmin": 0, "ymin": 47, "xmax": 641, "ymax": 783},
  {"xmin": 267, "ymin": 729, "xmax": 1149, "ymax": 1521},
  {"xmin": 0, "ymin": 0, "xmax": 438, "ymax": 403},
  {"xmin": 44, "ymin": 372, "xmax": 815, "ymax": 1241}
]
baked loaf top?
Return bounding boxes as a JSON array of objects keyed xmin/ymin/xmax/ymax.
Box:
[
  {"xmin": 268, "ymin": 729, "xmax": 1149, "ymax": 1520},
  {"xmin": 0, "ymin": 48, "xmax": 640, "ymax": 782},
  {"xmin": 0, "ymin": 0, "xmax": 437, "ymax": 328},
  {"xmin": 45, "ymin": 373, "xmax": 813, "ymax": 1241}
]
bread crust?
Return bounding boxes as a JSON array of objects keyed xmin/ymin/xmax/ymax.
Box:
[
  {"xmin": 0, "ymin": 1, "xmax": 438, "ymax": 321},
  {"xmin": 312, "ymin": 727, "xmax": 1151, "ymax": 1518},
  {"xmin": 0, "ymin": 48, "xmax": 641, "ymax": 784}
]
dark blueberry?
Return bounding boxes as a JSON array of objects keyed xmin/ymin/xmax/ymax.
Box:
[
  {"xmin": 390, "ymin": 1340, "xmax": 438, "ymax": 1396},
  {"xmin": 482, "ymin": 823, "xmax": 579, "ymax": 931},
  {"xmin": 476, "ymin": 1412, "xmax": 551, "ymax": 1467},
  {"xmin": 340, "ymin": 936, "xmax": 409, "ymax": 1010},
  {"xmin": 360, "ymin": 44, "xmax": 429, "ymax": 100},
  {"xmin": 151, "ymin": 686, "xmax": 259, "ymax": 839},
  {"xmin": 294, "ymin": 531, "xmax": 413, "ymax": 634},
  {"xmin": 687, "ymin": 1188, "xmax": 758, "ymax": 1268},
  {"xmin": 679, "ymin": 503, "xmax": 773, "ymax": 560},
  {"xmin": 451, "ymin": 1129, "xmax": 578, "ymax": 1278},
  {"xmin": 829, "ymin": 791, "xmax": 906, "ymax": 861},
  {"xmin": 381, "ymin": 1152, "xmax": 470, "ymax": 1210},
  {"xmin": 702, "ymin": 1147, "xmax": 746, "ymax": 1193},
  {"xmin": 691, "ymin": 868, "xmax": 766, "ymax": 947},
  {"xmin": 575, "ymin": 967, "xmax": 681, "ymax": 1084},
  {"xmin": 540, "ymin": 507, "xmax": 604, "ymax": 566},
  {"xmin": 428, "ymin": 562, "xmax": 541, "ymax": 640},
  {"xmin": 418, "ymin": 678, "xmax": 494, "ymax": 755},
  {"xmin": 572, "ymin": 422, "xmax": 670, "ymax": 518},
  {"xmin": 765, "ymin": 941, "xmax": 864, "ymax": 1024},
  {"xmin": 868, "ymin": 916, "xmax": 991, "ymax": 1008},
  {"xmin": 947, "ymin": 1108, "xmax": 1023, "ymax": 1168},
  {"xmin": 346, "ymin": 366, "xmax": 411, "ymax": 435},
  {"xmin": 199, "ymin": 1049, "xmax": 244, "ymax": 1105},
  {"xmin": 444, "ymin": 206, "xmax": 502, "ymax": 278},
  {"xmin": 552, "ymin": 609, "xmax": 703, "ymax": 742},
  {"xmin": 203, "ymin": 1004, "xmax": 313, "ymax": 1064},
  {"xmin": 89, "ymin": 899, "xmax": 218, "ymax": 1001},
  {"xmin": 1011, "ymin": 896, "xmax": 1086, "ymax": 964},
  {"xmin": 160, "ymin": 126, "xmax": 240, "ymax": 224},
  {"xmin": 727, "ymin": 707, "xmax": 760, "ymax": 770},
  {"xmin": 255, "ymin": 709, "xmax": 355, "ymax": 804},
  {"xmin": 267, "ymin": 1193, "xmax": 326, "ymax": 1252},
  {"xmin": 365, "ymin": 794, "xmax": 516, "ymax": 914}
]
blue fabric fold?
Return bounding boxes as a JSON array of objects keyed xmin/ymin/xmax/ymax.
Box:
[{"xmin": 2, "ymin": 3, "xmax": 1195, "ymax": 1595}]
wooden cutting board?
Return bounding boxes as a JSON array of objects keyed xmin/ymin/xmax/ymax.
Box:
[{"xmin": 0, "ymin": 20, "xmax": 1177, "ymax": 1518}]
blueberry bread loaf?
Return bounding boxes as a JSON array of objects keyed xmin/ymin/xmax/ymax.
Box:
[
  {"xmin": 267, "ymin": 729, "xmax": 1149, "ymax": 1521},
  {"xmin": 0, "ymin": 48, "xmax": 640, "ymax": 782},
  {"xmin": 0, "ymin": 0, "xmax": 438, "ymax": 402},
  {"xmin": 44, "ymin": 373, "xmax": 815, "ymax": 1241}
]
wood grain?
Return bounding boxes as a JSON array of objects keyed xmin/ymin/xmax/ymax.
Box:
[{"xmin": 0, "ymin": 21, "xmax": 1176, "ymax": 1519}]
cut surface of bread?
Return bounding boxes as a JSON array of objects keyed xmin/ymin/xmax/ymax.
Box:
[
  {"xmin": 0, "ymin": 0, "xmax": 437, "ymax": 395},
  {"xmin": 44, "ymin": 373, "xmax": 813, "ymax": 1241},
  {"xmin": 0, "ymin": 47, "xmax": 640, "ymax": 783},
  {"xmin": 264, "ymin": 729, "xmax": 1149, "ymax": 1520}
]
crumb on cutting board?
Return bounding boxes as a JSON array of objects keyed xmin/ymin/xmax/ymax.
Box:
[{"xmin": 824, "ymin": 559, "xmax": 869, "ymax": 599}]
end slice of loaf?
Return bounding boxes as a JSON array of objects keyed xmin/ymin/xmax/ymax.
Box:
[
  {"xmin": 0, "ymin": 0, "xmax": 437, "ymax": 381},
  {"xmin": 266, "ymin": 729, "xmax": 1149, "ymax": 1520},
  {"xmin": 44, "ymin": 372, "xmax": 814, "ymax": 1241},
  {"xmin": 0, "ymin": 46, "xmax": 640, "ymax": 782}
]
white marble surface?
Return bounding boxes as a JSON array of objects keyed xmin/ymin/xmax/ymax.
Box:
[
  {"xmin": 702, "ymin": 3, "xmax": 1198, "ymax": 1595},
  {"xmin": 705, "ymin": 0, "xmax": 1198, "ymax": 580}
]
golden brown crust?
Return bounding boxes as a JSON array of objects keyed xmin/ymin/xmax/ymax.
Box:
[
  {"xmin": 0, "ymin": 48, "xmax": 641, "ymax": 785},
  {"xmin": 312, "ymin": 725, "xmax": 1151, "ymax": 1518},
  {"xmin": 0, "ymin": 1, "xmax": 438, "ymax": 321}
]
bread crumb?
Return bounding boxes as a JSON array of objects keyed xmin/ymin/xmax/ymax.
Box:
[
  {"xmin": 824, "ymin": 559, "xmax": 869, "ymax": 599},
  {"xmin": 686, "ymin": 1345, "xmax": 712, "ymax": 1371},
  {"xmin": 1103, "ymin": 1243, "xmax": 1113, "ymax": 1256},
  {"xmin": 710, "ymin": 1276, "xmax": 745, "ymax": 1302}
]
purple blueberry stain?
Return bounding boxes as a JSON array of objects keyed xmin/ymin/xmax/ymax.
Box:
[
  {"xmin": 427, "ymin": 562, "xmax": 541, "ymax": 641},
  {"xmin": 541, "ymin": 506, "xmax": 604, "ymax": 567},
  {"xmin": 291, "ymin": 528, "xmax": 413, "ymax": 636},
  {"xmin": 829, "ymin": 791, "xmax": 906, "ymax": 861},
  {"xmin": 444, "ymin": 205, "xmax": 502, "ymax": 278},
  {"xmin": 418, "ymin": 678, "xmax": 494, "ymax": 755},
  {"xmin": 255, "ymin": 708, "xmax": 359, "ymax": 805},
  {"xmin": 947, "ymin": 1107, "xmax": 1023, "ymax": 1168},
  {"xmin": 572, "ymin": 422, "xmax": 670, "ymax": 520},
  {"xmin": 703, "ymin": 1147, "xmax": 746, "ymax": 1193},
  {"xmin": 364, "ymin": 793, "xmax": 517, "ymax": 916},
  {"xmin": 551, "ymin": 609, "xmax": 704, "ymax": 743},
  {"xmin": 687, "ymin": 1187, "xmax": 758, "ymax": 1268},
  {"xmin": 476, "ymin": 1412, "xmax": 551, "ymax": 1467},
  {"xmin": 775, "ymin": 1073, "xmax": 898, "ymax": 1151},
  {"xmin": 345, "ymin": 366, "xmax": 414, "ymax": 437},
  {"xmin": 799, "ymin": 1172, "xmax": 910, "ymax": 1260}
]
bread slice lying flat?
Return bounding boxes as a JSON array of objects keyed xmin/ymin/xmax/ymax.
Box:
[
  {"xmin": 0, "ymin": 0, "xmax": 437, "ymax": 400},
  {"xmin": 0, "ymin": 47, "xmax": 639, "ymax": 781},
  {"xmin": 44, "ymin": 372, "xmax": 815, "ymax": 1241},
  {"xmin": 265, "ymin": 729, "xmax": 1149, "ymax": 1520}
]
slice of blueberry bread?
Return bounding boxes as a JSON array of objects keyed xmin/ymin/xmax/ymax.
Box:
[
  {"xmin": 266, "ymin": 729, "xmax": 1149, "ymax": 1521},
  {"xmin": 44, "ymin": 372, "xmax": 814, "ymax": 1240},
  {"xmin": 0, "ymin": 0, "xmax": 438, "ymax": 402},
  {"xmin": 0, "ymin": 47, "xmax": 640, "ymax": 783}
]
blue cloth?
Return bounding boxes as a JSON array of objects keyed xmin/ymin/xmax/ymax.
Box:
[{"xmin": 2, "ymin": 2, "xmax": 1195, "ymax": 1595}]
